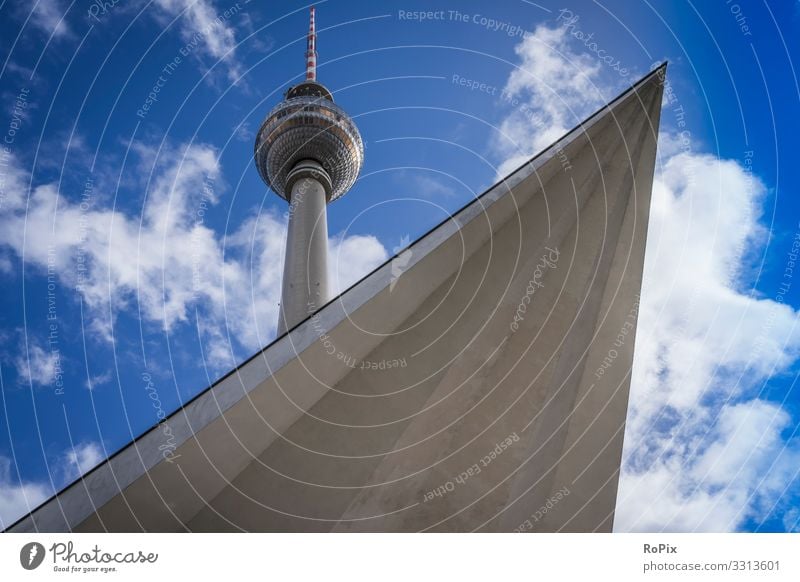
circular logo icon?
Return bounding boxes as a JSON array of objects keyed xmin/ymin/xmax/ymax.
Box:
[{"xmin": 19, "ymin": 542, "xmax": 46, "ymax": 570}]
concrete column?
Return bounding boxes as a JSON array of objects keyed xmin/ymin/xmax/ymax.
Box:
[{"xmin": 277, "ymin": 160, "xmax": 331, "ymax": 335}]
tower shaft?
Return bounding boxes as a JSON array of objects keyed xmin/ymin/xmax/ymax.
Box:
[{"xmin": 277, "ymin": 160, "xmax": 331, "ymax": 335}]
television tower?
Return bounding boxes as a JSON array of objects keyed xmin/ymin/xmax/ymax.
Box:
[{"xmin": 255, "ymin": 6, "xmax": 364, "ymax": 335}]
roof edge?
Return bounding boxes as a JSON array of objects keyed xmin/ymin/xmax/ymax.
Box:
[{"xmin": 4, "ymin": 63, "xmax": 668, "ymax": 533}]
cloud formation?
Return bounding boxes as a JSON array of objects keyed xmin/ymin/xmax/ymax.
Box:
[
  {"xmin": 28, "ymin": 0, "xmax": 71, "ymax": 39},
  {"xmin": 493, "ymin": 22, "xmax": 612, "ymax": 177},
  {"xmin": 0, "ymin": 441, "xmax": 105, "ymax": 529},
  {"xmin": 617, "ymin": 152, "xmax": 800, "ymax": 532},
  {"xmin": 14, "ymin": 341, "xmax": 60, "ymax": 386},
  {"xmin": 0, "ymin": 140, "xmax": 387, "ymax": 372},
  {"xmin": 496, "ymin": 22, "xmax": 800, "ymax": 531},
  {"xmin": 0, "ymin": 455, "xmax": 50, "ymax": 530},
  {"xmin": 63, "ymin": 441, "xmax": 104, "ymax": 481},
  {"xmin": 151, "ymin": 0, "xmax": 244, "ymax": 81}
]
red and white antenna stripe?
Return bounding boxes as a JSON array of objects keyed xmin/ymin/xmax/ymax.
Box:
[{"xmin": 306, "ymin": 6, "xmax": 317, "ymax": 81}]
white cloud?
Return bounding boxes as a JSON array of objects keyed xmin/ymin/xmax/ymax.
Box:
[
  {"xmin": 411, "ymin": 174, "xmax": 457, "ymax": 199},
  {"xmin": 615, "ymin": 150, "xmax": 800, "ymax": 532},
  {"xmin": 234, "ymin": 122, "xmax": 254, "ymax": 142},
  {"xmin": 329, "ymin": 234, "xmax": 390, "ymax": 297},
  {"xmin": 28, "ymin": 0, "xmax": 71, "ymax": 39},
  {"xmin": 0, "ymin": 152, "xmax": 29, "ymax": 213},
  {"xmin": 496, "ymin": 23, "xmax": 800, "ymax": 531},
  {"xmin": 617, "ymin": 400, "xmax": 800, "ymax": 532},
  {"xmin": 151, "ymin": 0, "xmax": 243, "ymax": 81},
  {"xmin": 0, "ymin": 144, "xmax": 230, "ymax": 333},
  {"xmin": 493, "ymin": 23, "xmax": 620, "ymax": 177},
  {"xmin": 0, "ymin": 456, "xmax": 50, "ymax": 530},
  {"xmin": 1, "ymin": 141, "xmax": 388, "ymax": 375},
  {"xmin": 15, "ymin": 342, "xmax": 60, "ymax": 386},
  {"xmin": 624, "ymin": 153, "xmax": 785, "ymax": 429},
  {"xmin": 85, "ymin": 370, "xmax": 113, "ymax": 390},
  {"xmin": 63, "ymin": 442, "xmax": 104, "ymax": 481},
  {"xmin": 783, "ymin": 507, "xmax": 800, "ymax": 533},
  {"xmin": 0, "ymin": 441, "xmax": 105, "ymax": 529}
]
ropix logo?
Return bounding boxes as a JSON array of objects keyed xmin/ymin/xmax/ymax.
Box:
[{"xmin": 20, "ymin": 542, "xmax": 46, "ymax": 570}]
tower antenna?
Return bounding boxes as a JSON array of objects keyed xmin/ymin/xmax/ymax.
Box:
[{"xmin": 306, "ymin": 6, "xmax": 317, "ymax": 81}]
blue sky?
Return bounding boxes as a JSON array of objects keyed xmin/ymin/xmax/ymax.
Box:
[{"xmin": 1, "ymin": 0, "xmax": 799, "ymax": 531}]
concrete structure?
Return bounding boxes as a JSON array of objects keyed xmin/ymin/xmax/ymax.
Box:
[
  {"xmin": 6, "ymin": 62, "xmax": 665, "ymax": 533},
  {"xmin": 255, "ymin": 7, "xmax": 364, "ymax": 334}
]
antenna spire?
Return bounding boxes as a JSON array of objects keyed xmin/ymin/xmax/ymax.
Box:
[{"xmin": 306, "ymin": 6, "xmax": 317, "ymax": 81}]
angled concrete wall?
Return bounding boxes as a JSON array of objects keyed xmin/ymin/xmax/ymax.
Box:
[{"xmin": 8, "ymin": 66, "xmax": 664, "ymax": 533}]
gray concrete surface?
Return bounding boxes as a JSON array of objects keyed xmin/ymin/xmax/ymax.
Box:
[{"xmin": 7, "ymin": 65, "xmax": 665, "ymax": 533}]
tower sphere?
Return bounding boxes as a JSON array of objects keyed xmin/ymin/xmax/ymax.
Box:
[{"xmin": 254, "ymin": 82, "xmax": 363, "ymax": 202}]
